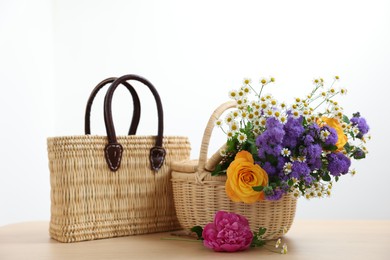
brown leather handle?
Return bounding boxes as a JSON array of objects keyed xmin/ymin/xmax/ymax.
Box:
[
  {"xmin": 85, "ymin": 77, "xmax": 141, "ymax": 136},
  {"xmin": 103, "ymin": 74, "xmax": 166, "ymax": 172}
]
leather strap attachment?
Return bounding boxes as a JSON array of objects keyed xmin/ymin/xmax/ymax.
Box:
[{"xmin": 104, "ymin": 74, "xmax": 166, "ymax": 172}]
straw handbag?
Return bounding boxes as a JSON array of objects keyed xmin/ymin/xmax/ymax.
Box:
[
  {"xmin": 171, "ymin": 101, "xmax": 297, "ymax": 239},
  {"xmin": 48, "ymin": 75, "xmax": 191, "ymax": 242}
]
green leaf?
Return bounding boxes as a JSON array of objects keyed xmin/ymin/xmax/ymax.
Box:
[
  {"xmin": 249, "ymin": 143, "xmax": 258, "ymax": 156},
  {"xmin": 323, "ymin": 144, "xmax": 338, "ymax": 151},
  {"xmin": 211, "ymin": 164, "xmax": 223, "ymax": 176},
  {"xmin": 227, "ymin": 138, "xmax": 237, "ymax": 152},
  {"xmin": 251, "ymin": 227, "xmax": 267, "ymax": 248},
  {"xmin": 252, "ymin": 185, "xmax": 264, "ymax": 192},
  {"xmin": 322, "ymin": 173, "xmax": 331, "ymax": 182},
  {"xmin": 335, "ymin": 176, "xmax": 339, "ymax": 182},
  {"xmin": 342, "ymin": 115, "xmax": 350, "ymax": 124},
  {"xmin": 258, "ymin": 227, "xmax": 267, "ymax": 236},
  {"xmin": 288, "ymin": 179, "xmax": 294, "ymax": 186},
  {"xmin": 344, "ymin": 142, "xmax": 352, "ymax": 153},
  {"xmin": 190, "ymin": 226, "xmax": 204, "ymax": 240}
]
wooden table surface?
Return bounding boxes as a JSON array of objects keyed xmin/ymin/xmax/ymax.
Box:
[{"xmin": 0, "ymin": 220, "xmax": 389, "ymax": 260}]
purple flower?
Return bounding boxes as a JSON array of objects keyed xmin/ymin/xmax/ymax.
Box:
[
  {"xmin": 307, "ymin": 123, "xmax": 320, "ymax": 139},
  {"xmin": 202, "ymin": 211, "xmax": 253, "ymax": 252},
  {"xmin": 290, "ymin": 161, "xmax": 311, "ymax": 179},
  {"xmin": 282, "ymin": 116, "xmax": 305, "ymax": 149},
  {"xmin": 256, "ymin": 117, "xmax": 285, "ymax": 158},
  {"xmin": 303, "ymin": 175, "xmax": 315, "ymax": 185},
  {"xmin": 327, "ymin": 152, "xmax": 351, "ymax": 176},
  {"xmin": 321, "ymin": 126, "xmax": 338, "ymax": 146},
  {"xmin": 265, "ymin": 188, "xmax": 284, "ymax": 201},
  {"xmin": 261, "ymin": 161, "xmax": 277, "ymax": 176},
  {"xmin": 351, "ymin": 113, "xmax": 370, "ymax": 138},
  {"xmin": 302, "ymin": 143, "xmax": 322, "ymax": 170},
  {"xmin": 303, "ymin": 134, "xmax": 315, "ymax": 146},
  {"xmin": 353, "ymin": 148, "xmax": 366, "ymax": 159}
]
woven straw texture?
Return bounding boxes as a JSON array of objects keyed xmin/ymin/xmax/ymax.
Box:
[
  {"xmin": 171, "ymin": 101, "xmax": 297, "ymax": 239},
  {"xmin": 48, "ymin": 135, "xmax": 190, "ymax": 242}
]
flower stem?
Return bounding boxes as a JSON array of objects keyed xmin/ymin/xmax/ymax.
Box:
[
  {"xmin": 259, "ymin": 85, "xmax": 265, "ymax": 100},
  {"xmin": 313, "ymin": 92, "xmax": 339, "ymax": 111},
  {"xmin": 248, "ymin": 84, "xmax": 259, "ymax": 97},
  {"xmin": 161, "ymin": 237, "xmax": 202, "ymax": 243}
]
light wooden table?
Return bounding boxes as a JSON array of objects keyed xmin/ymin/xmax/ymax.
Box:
[{"xmin": 0, "ymin": 220, "xmax": 389, "ymax": 260}]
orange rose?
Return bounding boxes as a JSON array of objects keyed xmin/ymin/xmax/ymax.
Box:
[
  {"xmin": 318, "ymin": 117, "xmax": 348, "ymax": 151},
  {"xmin": 225, "ymin": 151, "xmax": 269, "ymax": 203}
]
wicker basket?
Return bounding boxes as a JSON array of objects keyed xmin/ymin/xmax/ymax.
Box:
[
  {"xmin": 171, "ymin": 101, "xmax": 297, "ymax": 239},
  {"xmin": 48, "ymin": 75, "xmax": 191, "ymax": 242}
]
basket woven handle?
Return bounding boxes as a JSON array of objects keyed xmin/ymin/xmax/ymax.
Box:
[
  {"xmin": 197, "ymin": 101, "xmax": 237, "ymax": 181},
  {"xmin": 104, "ymin": 74, "xmax": 166, "ymax": 172},
  {"xmin": 85, "ymin": 77, "xmax": 141, "ymax": 135}
]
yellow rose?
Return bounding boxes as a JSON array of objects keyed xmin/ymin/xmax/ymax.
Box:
[
  {"xmin": 225, "ymin": 150, "xmax": 269, "ymax": 203},
  {"xmin": 318, "ymin": 117, "xmax": 348, "ymax": 151}
]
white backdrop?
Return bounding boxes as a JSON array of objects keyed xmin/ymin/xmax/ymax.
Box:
[{"xmin": 1, "ymin": 0, "xmax": 389, "ymax": 226}]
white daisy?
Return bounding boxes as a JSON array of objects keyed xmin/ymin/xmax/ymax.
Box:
[
  {"xmin": 281, "ymin": 244, "xmax": 288, "ymax": 254},
  {"xmin": 253, "ymin": 119, "xmax": 261, "ymax": 127},
  {"xmin": 340, "ymin": 88, "xmax": 347, "ymax": 95},
  {"xmin": 275, "ymin": 239, "xmax": 281, "ymax": 248},
  {"xmin": 279, "ymin": 115, "xmax": 288, "ymax": 124},
  {"xmin": 240, "ymin": 111, "xmax": 249, "ymax": 120},
  {"xmin": 241, "ymin": 86, "xmax": 251, "ymax": 94},
  {"xmin": 253, "ymin": 110, "xmax": 261, "ymax": 117},
  {"xmin": 237, "ymin": 133, "xmax": 247, "ymax": 143},
  {"xmin": 292, "ymin": 189, "xmax": 301, "ymax": 198},
  {"xmin": 320, "ymin": 129, "xmax": 330, "ymax": 141},
  {"xmin": 264, "ymin": 108, "xmax": 274, "ymax": 117},
  {"xmin": 230, "ymin": 123, "xmax": 239, "ymax": 132},
  {"xmin": 215, "ymin": 119, "xmax": 223, "ymax": 128},
  {"xmin": 260, "ymin": 77, "xmax": 268, "ymax": 85},
  {"xmin": 283, "ymin": 162, "xmax": 293, "ymax": 175},
  {"xmin": 238, "ymin": 90, "xmax": 245, "ymax": 98},
  {"xmin": 281, "ymin": 148, "xmax": 291, "ymax": 157},
  {"xmin": 243, "ymin": 78, "xmax": 252, "ymax": 85},
  {"xmin": 273, "ymin": 110, "xmax": 281, "ymax": 119},
  {"xmin": 302, "ymin": 110, "xmax": 310, "ymax": 117},
  {"xmin": 259, "ymin": 117, "xmax": 267, "ymax": 127},
  {"xmin": 236, "ymin": 99, "xmax": 244, "ymax": 106},
  {"xmin": 313, "ymin": 78, "xmax": 321, "ymax": 85},
  {"xmin": 232, "ymin": 110, "xmax": 240, "ymax": 118},
  {"xmin": 247, "ymin": 113, "xmax": 255, "ymax": 121},
  {"xmin": 225, "ymin": 113, "xmax": 234, "ymax": 124},
  {"xmin": 219, "ymin": 149, "xmax": 227, "ymax": 157},
  {"xmin": 291, "ymin": 109, "xmax": 301, "ymax": 119},
  {"xmin": 228, "ymin": 90, "xmax": 238, "ymax": 100},
  {"xmin": 269, "ymin": 99, "xmax": 278, "ymax": 106},
  {"xmin": 251, "ymin": 101, "xmax": 261, "ymax": 110}
]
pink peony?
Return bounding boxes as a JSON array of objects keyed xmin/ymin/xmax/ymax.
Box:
[{"xmin": 202, "ymin": 211, "xmax": 253, "ymax": 252}]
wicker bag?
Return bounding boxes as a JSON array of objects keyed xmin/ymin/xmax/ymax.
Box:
[
  {"xmin": 48, "ymin": 75, "xmax": 191, "ymax": 242},
  {"xmin": 171, "ymin": 101, "xmax": 297, "ymax": 239}
]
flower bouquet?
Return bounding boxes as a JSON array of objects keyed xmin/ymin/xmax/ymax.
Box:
[
  {"xmin": 170, "ymin": 76, "xmax": 370, "ymax": 253},
  {"xmin": 213, "ymin": 76, "xmax": 370, "ymax": 201}
]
